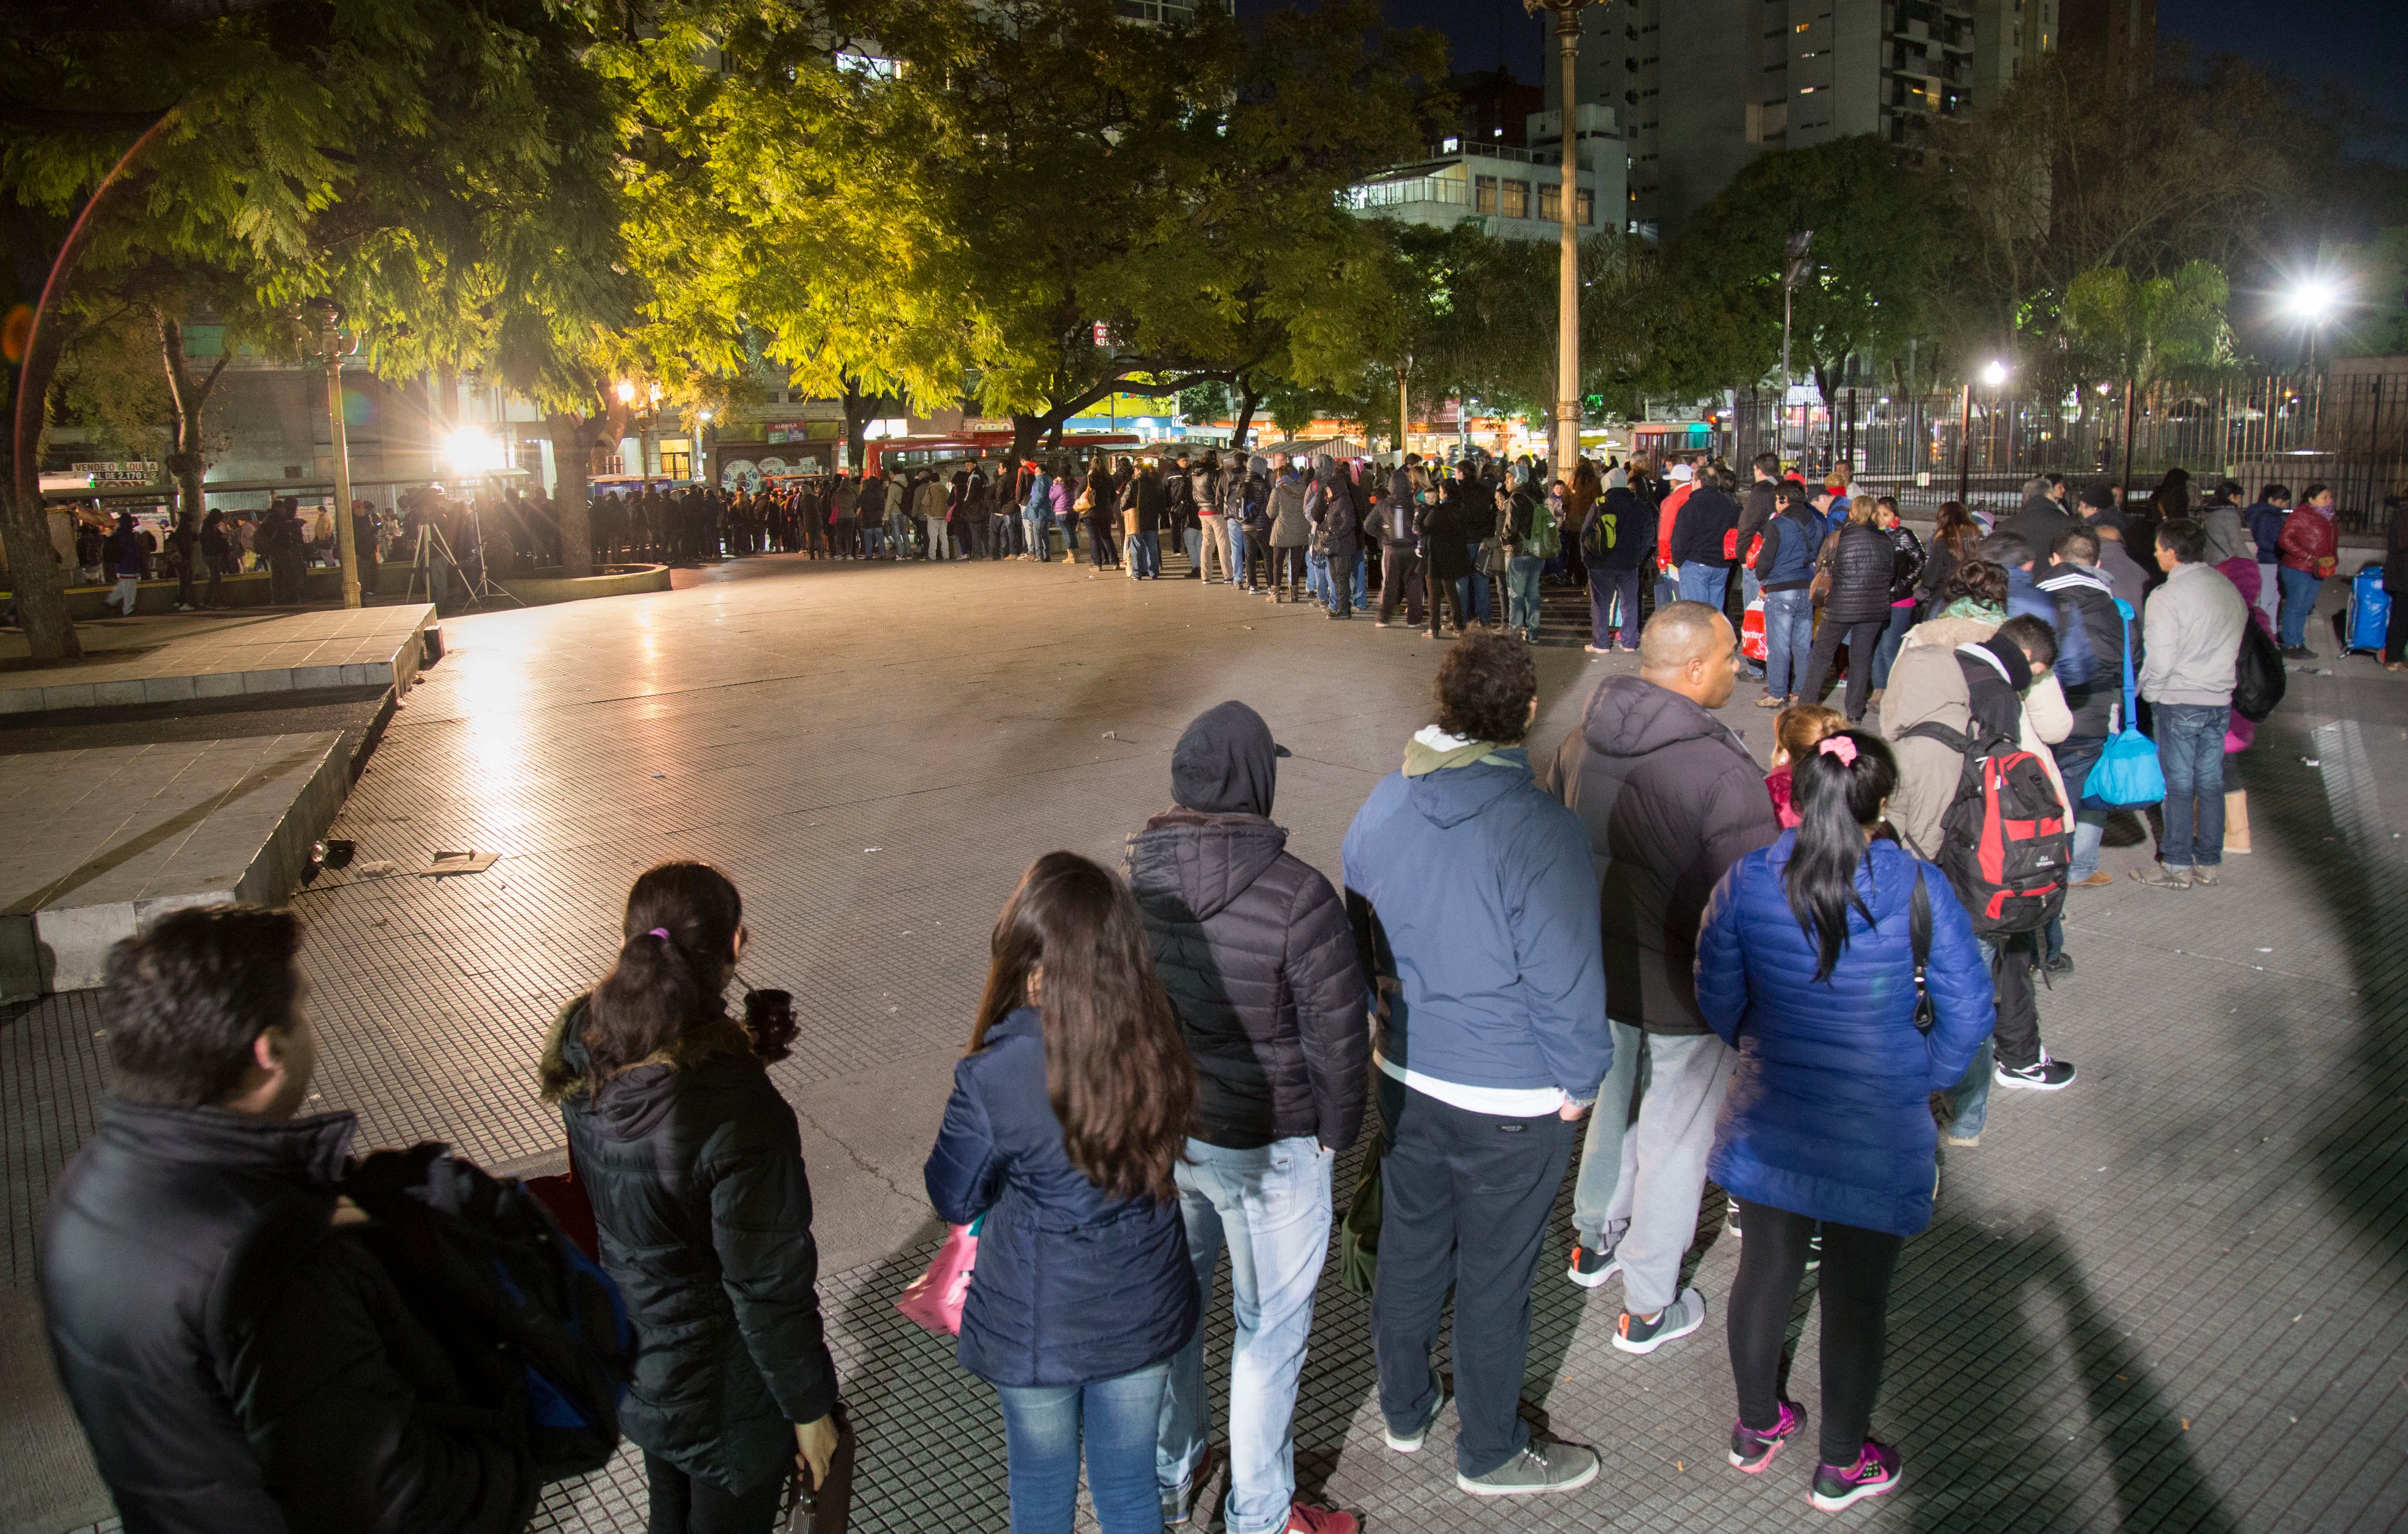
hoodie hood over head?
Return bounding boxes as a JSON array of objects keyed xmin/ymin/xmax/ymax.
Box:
[{"xmin": 1172, "ymin": 700, "xmax": 1279, "ymax": 817}]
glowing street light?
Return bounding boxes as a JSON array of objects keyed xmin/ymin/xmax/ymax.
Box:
[
  {"xmin": 1957, "ymin": 360, "xmax": 2008, "ymax": 502},
  {"xmin": 614, "ymin": 379, "xmax": 637, "ymax": 404},
  {"xmin": 1981, "ymin": 359, "xmax": 2010, "ymax": 389},
  {"xmin": 2286, "ymin": 279, "xmax": 2341, "ymax": 324},
  {"xmin": 441, "ymin": 426, "xmax": 506, "ymax": 476}
]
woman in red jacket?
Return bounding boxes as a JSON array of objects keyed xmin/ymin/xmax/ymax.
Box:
[{"xmin": 2276, "ymin": 482, "xmax": 2339, "ymax": 657}]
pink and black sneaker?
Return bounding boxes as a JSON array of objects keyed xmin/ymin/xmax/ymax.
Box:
[
  {"xmin": 1811, "ymin": 1439, "xmax": 1901, "ymax": 1511},
  {"xmin": 1729, "ymin": 1399, "xmax": 1805, "ymax": 1473}
]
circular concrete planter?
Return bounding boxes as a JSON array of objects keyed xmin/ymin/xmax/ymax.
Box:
[{"xmin": 492, "ymin": 564, "xmax": 671, "ymax": 605}]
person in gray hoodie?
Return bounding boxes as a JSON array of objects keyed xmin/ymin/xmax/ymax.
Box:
[
  {"xmin": 1266, "ymin": 460, "xmax": 1310, "ymax": 603},
  {"xmin": 2134, "ymin": 517, "xmax": 2247, "ymax": 889},
  {"xmin": 1538, "ymin": 602, "xmax": 1778, "ymax": 1347}
]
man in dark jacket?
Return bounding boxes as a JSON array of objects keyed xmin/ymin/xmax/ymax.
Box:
[
  {"xmin": 2243, "ymin": 482, "xmax": 2290, "ymax": 633},
  {"xmin": 1130, "ymin": 702, "xmax": 1367, "ymax": 1534},
  {"xmin": 2037, "ymin": 522, "xmax": 2130, "ymax": 889},
  {"xmin": 1539, "ymin": 601, "xmax": 1776, "ymax": 1350},
  {"xmin": 1125, "ymin": 461, "xmax": 1168, "ymax": 579},
  {"xmin": 1583, "ymin": 474, "xmax": 1652, "ymax": 653},
  {"xmin": 1734, "ymin": 451, "xmax": 1782, "ymax": 612},
  {"xmin": 1376, "ymin": 464, "xmax": 1424, "ymax": 627},
  {"xmin": 40, "ymin": 907, "xmax": 538, "ymax": 1534},
  {"xmin": 2004, "ymin": 473, "xmax": 2075, "ymax": 560},
  {"xmin": 1668, "ymin": 467, "xmax": 1740, "ymax": 610},
  {"xmin": 1342, "ymin": 632, "xmax": 1607, "ymax": 1498},
  {"xmin": 1752, "ymin": 483, "xmax": 1819, "ymax": 706}
]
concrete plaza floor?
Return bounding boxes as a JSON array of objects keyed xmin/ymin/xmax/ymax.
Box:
[{"xmin": 10, "ymin": 546, "xmax": 2408, "ymax": 1533}]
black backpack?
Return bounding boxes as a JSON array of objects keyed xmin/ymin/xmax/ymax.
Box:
[
  {"xmin": 1581, "ymin": 506, "xmax": 1618, "ymax": 559},
  {"xmin": 1903, "ymin": 654, "xmax": 2071, "ymax": 937},
  {"xmin": 345, "ymin": 1144, "xmax": 637, "ymax": 1480},
  {"xmin": 2233, "ymin": 618, "xmax": 2286, "ymax": 723}
]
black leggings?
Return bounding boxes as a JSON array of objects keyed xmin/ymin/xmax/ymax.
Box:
[
  {"xmin": 1727, "ymin": 1202, "xmax": 1903, "ymax": 1466},
  {"xmin": 1801, "ymin": 616, "xmax": 1887, "ymax": 724},
  {"xmin": 645, "ymin": 1451, "xmax": 783, "ymax": 1534}
]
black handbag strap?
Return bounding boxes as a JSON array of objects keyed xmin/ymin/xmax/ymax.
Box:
[{"xmin": 1909, "ymin": 867, "xmax": 1934, "ymax": 1031}]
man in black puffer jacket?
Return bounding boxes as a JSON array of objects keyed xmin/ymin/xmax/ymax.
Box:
[
  {"xmin": 1126, "ymin": 700, "xmax": 1368, "ymax": 1534},
  {"xmin": 41, "ymin": 907, "xmax": 539, "ymax": 1534}
]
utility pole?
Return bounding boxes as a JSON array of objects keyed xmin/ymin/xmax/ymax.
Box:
[
  {"xmin": 1526, "ymin": 0, "xmax": 1602, "ymax": 481},
  {"xmin": 319, "ymin": 307, "xmax": 361, "ymax": 607}
]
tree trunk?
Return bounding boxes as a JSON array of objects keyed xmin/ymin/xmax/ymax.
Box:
[
  {"xmin": 1230, "ymin": 377, "xmax": 1262, "ymax": 455},
  {"xmin": 157, "ymin": 312, "xmax": 226, "ymax": 532},
  {"xmin": 4, "ymin": 301, "xmax": 79, "ymax": 661},
  {"xmin": 841, "ymin": 377, "xmax": 874, "ymax": 473},
  {"xmin": 1009, "ymin": 414, "xmax": 1041, "ymax": 463},
  {"xmin": 544, "ymin": 412, "xmax": 596, "ymax": 577}
]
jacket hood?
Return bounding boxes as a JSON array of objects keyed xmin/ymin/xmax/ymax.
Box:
[
  {"xmin": 1314, "ymin": 453, "xmax": 1337, "ymax": 479},
  {"xmin": 1903, "ymin": 613, "xmax": 1997, "ymax": 651},
  {"xmin": 1127, "ymin": 810, "xmax": 1290, "ymax": 922},
  {"xmin": 539, "ymin": 994, "xmax": 755, "ymax": 1139},
  {"xmin": 1172, "ymin": 700, "xmax": 1278, "ymax": 816},
  {"xmin": 1248, "ymin": 455, "xmax": 1269, "ymax": 476},
  {"xmin": 1402, "ymin": 744, "xmax": 1531, "ymax": 828},
  {"xmin": 1577, "ymin": 673, "xmax": 1746, "ymax": 763}
]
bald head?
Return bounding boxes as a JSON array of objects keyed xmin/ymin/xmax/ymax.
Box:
[{"xmin": 1638, "ymin": 601, "xmax": 1740, "ymax": 709}]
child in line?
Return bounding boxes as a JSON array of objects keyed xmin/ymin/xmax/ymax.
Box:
[{"xmin": 1764, "ymin": 703, "xmax": 1846, "ymax": 829}]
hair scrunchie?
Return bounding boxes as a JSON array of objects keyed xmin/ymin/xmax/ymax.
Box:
[{"xmin": 1818, "ymin": 736, "xmax": 1858, "ymax": 766}]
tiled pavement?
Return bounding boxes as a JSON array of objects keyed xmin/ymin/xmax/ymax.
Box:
[{"xmin": 9, "ymin": 545, "xmax": 2408, "ymax": 1533}]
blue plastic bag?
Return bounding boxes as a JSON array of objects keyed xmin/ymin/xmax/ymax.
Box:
[
  {"xmin": 2081, "ymin": 598, "xmax": 2166, "ymax": 811},
  {"xmin": 2344, "ymin": 565, "xmax": 2389, "ymax": 654}
]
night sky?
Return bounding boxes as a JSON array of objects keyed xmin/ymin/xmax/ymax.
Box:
[{"xmin": 1239, "ymin": 0, "xmax": 2407, "ymax": 160}]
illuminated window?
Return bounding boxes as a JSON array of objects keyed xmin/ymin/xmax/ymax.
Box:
[
  {"xmin": 1539, "ymin": 183, "xmax": 1562, "ymax": 221},
  {"xmin": 1795, "ymin": 20, "xmax": 1810, "ymax": 29},
  {"xmin": 1577, "ymin": 189, "xmax": 1595, "ymax": 225},
  {"xmin": 1502, "ymin": 180, "xmax": 1530, "ymax": 218},
  {"xmin": 1474, "ymin": 175, "xmax": 1498, "ymax": 214}
]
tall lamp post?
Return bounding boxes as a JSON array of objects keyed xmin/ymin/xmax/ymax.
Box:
[
  {"xmin": 1957, "ymin": 359, "xmax": 2008, "ymax": 505},
  {"xmin": 316, "ymin": 306, "xmax": 362, "ymax": 608},
  {"xmin": 1780, "ymin": 230, "xmax": 1814, "ymax": 463},
  {"xmin": 1526, "ymin": 0, "xmax": 1602, "ymax": 481}
]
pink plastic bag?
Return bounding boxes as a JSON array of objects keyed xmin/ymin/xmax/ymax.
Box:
[{"xmin": 895, "ymin": 1222, "xmax": 978, "ymax": 1335}]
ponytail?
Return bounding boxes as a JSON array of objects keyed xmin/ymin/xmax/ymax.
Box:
[
  {"xmin": 585, "ymin": 861, "xmax": 743, "ymax": 1082},
  {"xmin": 1781, "ymin": 730, "xmax": 1899, "ymax": 983}
]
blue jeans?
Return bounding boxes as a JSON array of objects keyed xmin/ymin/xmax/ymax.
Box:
[
  {"xmin": 862, "ymin": 524, "xmax": 885, "ymax": 558},
  {"xmin": 1506, "ymin": 554, "xmax": 1545, "ymax": 634},
  {"xmin": 1132, "ymin": 530, "xmax": 1161, "ymax": 578},
  {"xmin": 2155, "ymin": 702, "xmax": 2227, "ymax": 867},
  {"xmin": 1183, "ymin": 526, "xmax": 1202, "ymax": 572},
  {"xmin": 1158, "ymin": 1138, "xmax": 1332, "ymax": 1534},
  {"xmin": 1761, "ymin": 587, "xmax": 1814, "ymax": 699},
  {"xmin": 1655, "ymin": 569, "xmax": 1679, "ymax": 615},
  {"xmin": 1946, "ymin": 1039, "xmax": 1995, "ymax": 1140},
  {"xmin": 1591, "ymin": 568, "xmax": 1641, "ymax": 648},
  {"xmin": 1027, "ymin": 511, "xmax": 1053, "ymax": 561},
  {"xmin": 1324, "ymin": 549, "xmax": 1359, "ymax": 614},
  {"xmin": 2277, "ymin": 565, "xmax": 2323, "ymax": 648},
  {"xmin": 998, "ymin": 1361, "xmax": 1171, "ymax": 1534},
  {"xmin": 1678, "ymin": 562, "xmax": 1729, "ymax": 609},
  {"xmin": 1871, "ymin": 603, "xmax": 1916, "ymax": 689},
  {"xmin": 2054, "ymin": 737, "xmax": 2106, "ymax": 879},
  {"xmin": 1226, "ymin": 521, "xmax": 1249, "ymax": 585},
  {"xmin": 1306, "ymin": 550, "xmax": 1329, "ymax": 601}
]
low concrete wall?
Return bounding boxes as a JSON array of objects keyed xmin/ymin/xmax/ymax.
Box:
[{"xmin": 496, "ymin": 564, "xmax": 672, "ymax": 605}]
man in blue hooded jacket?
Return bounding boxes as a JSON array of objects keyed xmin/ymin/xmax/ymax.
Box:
[{"xmin": 1341, "ymin": 630, "xmax": 1609, "ymax": 1501}]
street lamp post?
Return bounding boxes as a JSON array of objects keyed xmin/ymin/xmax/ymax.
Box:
[
  {"xmin": 318, "ymin": 307, "xmax": 362, "ymax": 608},
  {"xmin": 1526, "ymin": 0, "xmax": 1602, "ymax": 481},
  {"xmin": 1780, "ymin": 230, "xmax": 1814, "ymax": 463},
  {"xmin": 1957, "ymin": 359, "xmax": 2008, "ymax": 506}
]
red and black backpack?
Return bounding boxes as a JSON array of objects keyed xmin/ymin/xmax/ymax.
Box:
[{"xmin": 1903, "ymin": 653, "xmax": 2070, "ymax": 936}]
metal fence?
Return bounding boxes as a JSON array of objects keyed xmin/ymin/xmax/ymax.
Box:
[{"xmin": 1721, "ymin": 368, "xmax": 2408, "ymax": 536}]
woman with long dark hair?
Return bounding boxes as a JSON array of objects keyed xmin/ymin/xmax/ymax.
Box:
[
  {"xmin": 540, "ymin": 862, "xmax": 838, "ymax": 1534},
  {"xmin": 1915, "ymin": 500, "xmax": 1979, "ymax": 611},
  {"xmin": 1694, "ymin": 732, "xmax": 1993, "ymax": 1511},
  {"xmin": 926, "ymin": 852, "xmax": 1200, "ymax": 1534}
]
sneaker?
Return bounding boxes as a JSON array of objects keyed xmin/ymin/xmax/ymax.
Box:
[
  {"xmin": 1727, "ymin": 1200, "xmax": 1743, "ymax": 1237},
  {"xmin": 1613, "ymin": 1287, "xmax": 1706, "ymax": 1354},
  {"xmin": 1567, "ymin": 1243, "xmax": 1622, "ymax": 1288},
  {"xmin": 1729, "ymin": 1400, "xmax": 1806, "ymax": 1473},
  {"xmin": 1456, "ymin": 1438, "xmax": 1600, "ymax": 1497},
  {"xmin": 1945, "ymin": 1131, "xmax": 1981, "ymax": 1147},
  {"xmin": 2044, "ymin": 950, "xmax": 2074, "ymax": 978},
  {"xmin": 2130, "ymin": 863, "xmax": 2191, "ymax": 890},
  {"xmin": 1810, "ymin": 1439, "xmax": 1902, "ymax": 1511},
  {"xmin": 1278, "ymin": 1502, "xmax": 1360, "ymax": 1534},
  {"xmin": 1161, "ymin": 1445, "xmax": 1216, "ymax": 1525},
  {"xmin": 1995, "ymin": 1050, "xmax": 2077, "ymax": 1091},
  {"xmin": 2191, "ymin": 866, "xmax": 2220, "ymax": 887},
  {"xmin": 2282, "ymin": 645, "xmax": 2319, "ymax": 660},
  {"xmin": 1384, "ymin": 1378, "xmax": 1448, "ymax": 1452},
  {"xmin": 2069, "ymin": 871, "xmax": 2116, "ymax": 889},
  {"xmin": 1584, "ymin": 643, "xmax": 1609, "ymax": 654},
  {"xmin": 1804, "ymin": 1229, "xmax": 1822, "ymax": 1273}
]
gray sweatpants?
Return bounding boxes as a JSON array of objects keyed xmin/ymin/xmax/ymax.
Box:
[{"xmin": 1570, "ymin": 1022, "xmax": 1738, "ymax": 1315}]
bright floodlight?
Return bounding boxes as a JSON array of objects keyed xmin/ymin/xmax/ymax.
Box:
[
  {"xmin": 614, "ymin": 379, "xmax": 637, "ymax": 403},
  {"xmin": 442, "ymin": 427, "xmax": 503, "ymax": 475},
  {"xmin": 2288, "ymin": 280, "xmax": 2341, "ymax": 323},
  {"xmin": 697, "ymin": 408, "xmax": 714, "ymax": 423},
  {"xmin": 1981, "ymin": 360, "xmax": 2009, "ymax": 388}
]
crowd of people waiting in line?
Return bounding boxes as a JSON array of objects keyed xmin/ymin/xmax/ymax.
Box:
[{"xmin": 42, "ymin": 487, "xmax": 2296, "ymax": 1531}]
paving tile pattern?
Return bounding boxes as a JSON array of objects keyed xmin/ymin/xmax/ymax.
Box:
[
  {"xmin": 27, "ymin": 548, "xmax": 2408, "ymax": 1533},
  {"xmin": 0, "ymin": 604, "xmax": 433, "ymax": 715}
]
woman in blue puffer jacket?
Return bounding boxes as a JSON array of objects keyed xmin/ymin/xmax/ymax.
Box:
[
  {"xmin": 924, "ymin": 851, "xmax": 1200, "ymax": 1534},
  {"xmin": 1693, "ymin": 730, "xmax": 1993, "ymax": 1513}
]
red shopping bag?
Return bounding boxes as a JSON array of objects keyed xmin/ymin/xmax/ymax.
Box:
[
  {"xmin": 523, "ymin": 1147, "xmax": 601, "ymax": 1261},
  {"xmin": 896, "ymin": 1222, "xmax": 978, "ymax": 1335},
  {"xmin": 1741, "ymin": 597, "xmax": 1767, "ymax": 664}
]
